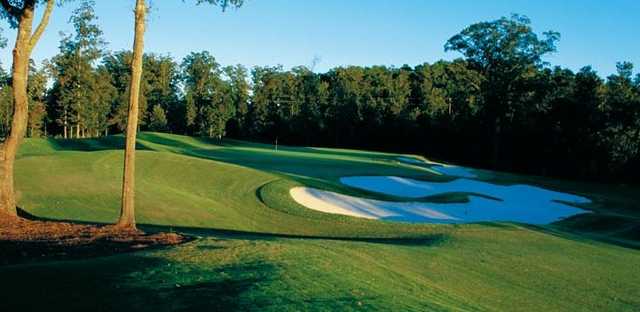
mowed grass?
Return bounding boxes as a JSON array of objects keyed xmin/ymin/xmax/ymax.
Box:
[{"xmin": 1, "ymin": 132, "xmax": 639, "ymax": 311}]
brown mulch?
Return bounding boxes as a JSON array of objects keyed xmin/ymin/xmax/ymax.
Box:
[{"xmin": 0, "ymin": 215, "xmax": 188, "ymax": 266}]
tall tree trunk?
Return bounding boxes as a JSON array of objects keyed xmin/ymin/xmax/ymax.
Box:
[
  {"xmin": 76, "ymin": 112, "xmax": 80, "ymax": 138},
  {"xmin": 0, "ymin": 0, "xmax": 54, "ymax": 217},
  {"xmin": 117, "ymin": 0, "xmax": 146, "ymax": 229},
  {"xmin": 63, "ymin": 112, "xmax": 68, "ymax": 139}
]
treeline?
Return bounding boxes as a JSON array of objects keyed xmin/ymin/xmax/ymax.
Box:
[{"xmin": 1, "ymin": 9, "xmax": 639, "ymax": 183}]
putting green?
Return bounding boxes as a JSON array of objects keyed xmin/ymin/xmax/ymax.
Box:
[{"xmin": 2, "ymin": 132, "xmax": 638, "ymax": 311}]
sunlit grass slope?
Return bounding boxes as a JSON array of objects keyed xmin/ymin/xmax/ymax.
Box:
[{"xmin": 2, "ymin": 132, "xmax": 638, "ymax": 311}]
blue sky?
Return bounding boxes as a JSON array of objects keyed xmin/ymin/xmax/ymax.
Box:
[{"xmin": 2, "ymin": 0, "xmax": 639, "ymax": 76}]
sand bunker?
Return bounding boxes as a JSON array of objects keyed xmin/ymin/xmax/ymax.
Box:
[
  {"xmin": 290, "ymin": 187, "xmax": 460, "ymax": 223},
  {"xmin": 290, "ymin": 176, "xmax": 589, "ymax": 224},
  {"xmin": 340, "ymin": 176, "xmax": 590, "ymax": 202},
  {"xmin": 397, "ymin": 157, "xmax": 477, "ymax": 178}
]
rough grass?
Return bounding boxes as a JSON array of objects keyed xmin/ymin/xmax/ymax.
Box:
[{"xmin": 1, "ymin": 132, "xmax": 638, "ymax": 311}]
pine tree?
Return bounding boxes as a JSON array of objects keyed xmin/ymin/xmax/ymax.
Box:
[{"xmin": 148, "ymin": 104, "xmax": 168, "ymax": 132}]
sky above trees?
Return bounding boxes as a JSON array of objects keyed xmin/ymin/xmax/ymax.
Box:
[{"xmin": 0, "ymin": 0, "xmax": 638, "ymax": 76}]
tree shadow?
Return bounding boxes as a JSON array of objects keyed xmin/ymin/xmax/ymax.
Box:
[
  {"xmin": 16, "ymin": 208, "xmax": 447, "ymax": 248},
  {"xmin": 20, "ymin": 136, "xmax": 149, "ymax": 156},
  {"xmin": 0, "ymin": 251, "xmax": 278, "ymax": 311},
  {"xmin": 134, "ymin": 133, "xmax": 435, "ymax": 182},
  {"xmin": 195, "ymin": 135, "xmax": 401, "ymax": 162},
  {"xmin": 137, "ymin": 132, "xmax": 220, "ymax": 150},
  {"xmin": 523, "ymin": 213, "xmax": 640, "ymax": 250},
  {"xmin": 143, "ymin": 224, "xmax": 448, "ymax": 247},
  {"xmin": 0, "ymin": 208, "xmax": 192, "ymax": 266}
]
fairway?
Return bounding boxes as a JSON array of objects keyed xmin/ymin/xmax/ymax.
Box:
[
  {"xmin": 0, "ymin": 1, "xmax": 639, "ymax": 311},
  {"xmin": 2, "ymin": 132, "xmax": 639, "ymax": 311}
]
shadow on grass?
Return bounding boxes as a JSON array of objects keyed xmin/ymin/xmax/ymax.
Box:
[
  {"xmin": 16, "ymin": 208, "xmax": 447, "ymax": 248},
  {"xmin": 147, "ymin": 214, "xmax": 640, "ymax": 252},
  {"xmin": 147, "ymin": 224, "xmax": 448, "ymax": 247},
  {"xmin": 517, "ymin": 213, "xmax": 640, "ymax": 250},
  {"xmin": 137, "ymin": 132, "xmax": 224, "ymax": 150},
  {"xmin": 207, "ymin": 135, "xmax": 400, "ymax": 161},
  {"xmin": 0, "ymin": 250, "xmax": 277, "ymax": 311},
  {"xmin": 20, "ymin": 136, "xmax": 150, "ymax": 157}
]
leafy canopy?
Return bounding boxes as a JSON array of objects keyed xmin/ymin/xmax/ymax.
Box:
[{"xmin": 445, "ymin": 14, "xmax": 559, "ymax": 74}]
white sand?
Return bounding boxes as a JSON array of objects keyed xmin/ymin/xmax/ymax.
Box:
[
  {"xmin": 341, "ymin": 176, "xmax": 590, "ymax": 202},
  {"xmin": 290, "ymin": 176, "xmax": 589, "ymax": 224},
  {"xmin": 397, "ymin": 156, "xmax": 477, "ymax": 178},
  {"xmin": 290, "ymin": 187, "xmax": 459, "ymax": 222}
]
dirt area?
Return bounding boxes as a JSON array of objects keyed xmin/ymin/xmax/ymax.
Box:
[{"xmin": 0, "ymin": 214, "xmax": 187, "ymax": 266}]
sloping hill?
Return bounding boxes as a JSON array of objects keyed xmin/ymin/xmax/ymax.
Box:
[{"xmin": 2, "ymin": 132, "xmax": 638, "ymax": 311}]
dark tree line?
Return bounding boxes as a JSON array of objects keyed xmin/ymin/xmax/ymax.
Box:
[{"xmin": 1, "ymin": 12, "xmax": 639, "ymax": 183}]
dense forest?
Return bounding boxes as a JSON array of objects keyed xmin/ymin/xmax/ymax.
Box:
[{"xmin": 1, "ymin": 6, "xmax": 639, "ymax": 183}]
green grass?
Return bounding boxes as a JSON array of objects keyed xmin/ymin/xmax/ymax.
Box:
[{"xmin": 2, "ymin": 132, "xmax": 639, "ymax": 311}]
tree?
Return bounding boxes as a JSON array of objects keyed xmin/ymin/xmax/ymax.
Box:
[
  {"xmin": 116, "ymin": 0, "xmax": 146, "ymax": 229},
  {"xmin": 291, "ymin": 66, "xmax": 326, "ymax": 145},
  {"xmin": 327, "ymin": 66, "xmax": 365, "ymax": 146},
  {"xmin": 445, "ymin": 14, "xmax": 559, "ymax": 168},
  {"xmin": 181, "ymin": 51, "xmax": 238, "ymax": 139},
  {"xmin": 223, "ymin": 64, "xmax": 250, "ymax": 137},
  {"xmin": 0, "ymin": 64, "xmax": 12, "ymax": 138},
  {"xmin": 49, "ymin": 0, "xmax": 106, "ymax": 138},
  {"xmin": 181, "ymin": 51, "xmax": 221, "ymax": 135},
  {"xmin": 117, "ymin": 0, "xmax": 244, "ymax": 229},
  {"xmin": 148, "ymin": 104, "xmax": 167, "ymax": 131},
  {"xmin": 144, "ymin": 54, "xmax": 180, "ymax": 132},
  {"xmin": 86, "ymin": 67, "xmax": 117, "ymax": 136},
  {"xmin": 601, "ymin": 62, "xmax": 640, "ymax": 170},
  {"xmin": 102, "ymin": 51, "xmax": 149, "ymax": 132},
  {"xmin": 0, "ymin": 0, "xmax": 55, "ymax": 217},
  {"xmin": 27, "ymin": 62, "xmax": 48, "ymax": 137}
]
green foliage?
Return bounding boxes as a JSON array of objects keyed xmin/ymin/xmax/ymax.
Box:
[
  {"xmin": 445, "ymin": 14, "xmax": 561, "ymax": 166},
  {"xmin": 0, "ymin": 62, "xmax": 10, "ymax": 138},
  {"xmin": 445, "ymin": 14, "xmax": 559, "ymax": 70},
  {"xmin": 193, "ymin": 0, "xmax": 244, "ymax": 10},
  {"xmin": 0, "ymin": 60, "xmax": 49, "ymax": 138},
  {"xmin": 600, "ymin": 62, "xmax": 640, "ymax": 166},
  {"xmin": 144, "ymin": 54, "xmax": 181, "ymax": 131},
  {"xmin": 181, "ymin": 51, "xmax": 235, "ymax": 138},
  {"xmin": 0, "ymin": 0, "xmax": 59, "ymax": 28},
  {"xmin": 101, "ymin": 51, "xmax": 149, "ymax": 131},
  {"xmin": 223, "ymin": 64, "xmax": 250, "ymax": 137},
  {"xmin": 0, "ymin": 26, "xmax": 7, "ymax": 48},
  {"xmin": 148, "ymin": 104, "xmax": 168, "ymax": 132},
  {"xmin": 27, "ymin": 63, "xmax": 48, "ymax": 137},
  {"xmin": 48, "ymin": 0, "xmax": 110, "ymax": 138}
]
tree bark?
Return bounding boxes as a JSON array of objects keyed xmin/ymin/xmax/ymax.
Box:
[
  {"xmin": 63, "ymin": 111, "xmax": 68, "ymax": 139},
  {"xmin": 0, "ymin": 0, "xmax": 54, "ymax": 217},
  {"xmin": 116, "ymin": 0, "xmax": 146, "ymax": 229},
  {"xmin": 76, "ymin": 111, "xmax": 80, "ymax": 139}
]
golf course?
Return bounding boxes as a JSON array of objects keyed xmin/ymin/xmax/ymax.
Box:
[
  {"xmin": 2, "ymin": 132, "xmax": 638, "ymax": 311},
  {"xmin": 0, "ymin": 1, "xmax": 639, "ymax": 311}
]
